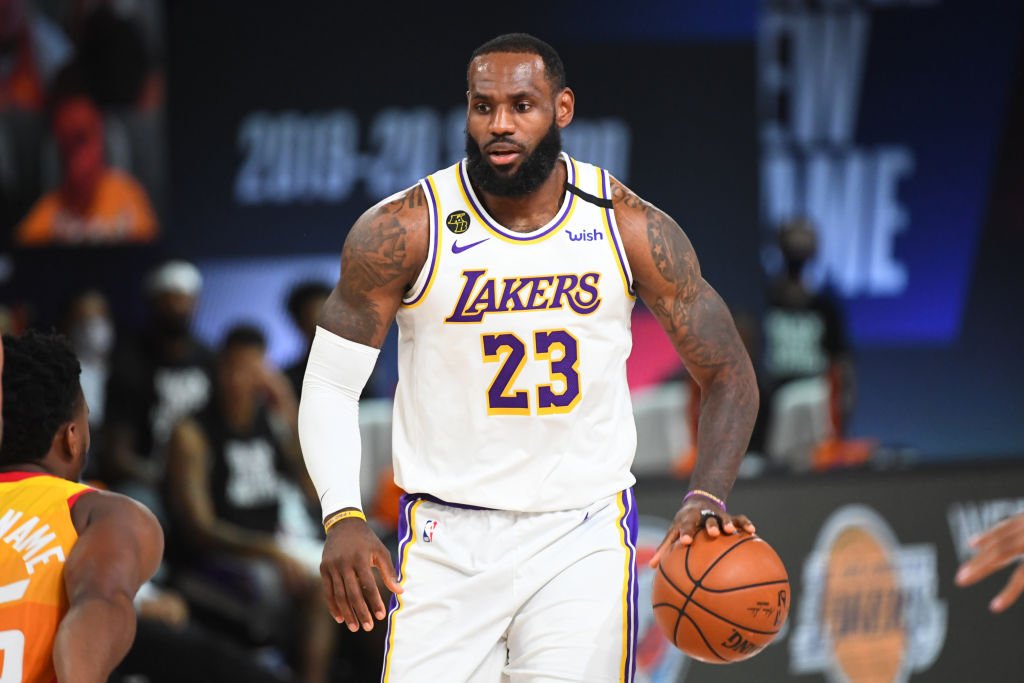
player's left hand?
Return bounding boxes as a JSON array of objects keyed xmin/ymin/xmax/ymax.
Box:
[
  {"xmin": 955, "ymin": 512, "xmax": 1024, "ymax": 613},
  {"xmin": 649, "ymin": 497, "xmax": 755, "ymax": 569}
]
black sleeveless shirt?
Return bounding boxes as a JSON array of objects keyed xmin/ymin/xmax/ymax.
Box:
[{"xmin": 194, "ymin": 400, "xmax": 287, "ymax": 534}]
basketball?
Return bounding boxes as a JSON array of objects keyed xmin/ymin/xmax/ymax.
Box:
[{"xmin": 651, "ymin": 531, "xmax": 790, "ymax": 664}]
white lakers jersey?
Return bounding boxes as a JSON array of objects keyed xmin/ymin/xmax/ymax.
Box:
[{"xmin": 393, "ymin": 153, "xmax": 637, "ymax": 512}]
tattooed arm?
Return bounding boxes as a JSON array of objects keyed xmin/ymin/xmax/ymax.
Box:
[
  {"xmin": 319, "ymin": 184, "xmax": 430, "ymax": 346},
  {"xmin": 611, "ymin": 178, "xmax": 759, "ymax": 564},
  {"xmin": 307, "ymin": 184, "xmax": 428, "ymax": 632}
]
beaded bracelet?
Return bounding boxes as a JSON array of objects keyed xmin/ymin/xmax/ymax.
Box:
[
  {"xmin": 683, "ymin": 489, "xmax": 727, "ymax": 512},
  {"xmin": 323, "ymin": 509, "xmax": 367, "ymax": 533}
]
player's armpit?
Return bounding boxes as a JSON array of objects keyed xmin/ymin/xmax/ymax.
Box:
[
  {"xmin": 56, "ymin": 491, "xmax": 163, "ymax": 683},
  {"xmin": 319, "ymin": 183, "xmax": 430, "ymax": 348}
]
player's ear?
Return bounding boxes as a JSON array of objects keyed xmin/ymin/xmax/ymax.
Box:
[
  {"xmin": 555, "ymin": 87, "xmax": 575, "ymax": 129},
  {"xmin": 59, "ymin": 420, "xmax": 84, "ymax": 464}
]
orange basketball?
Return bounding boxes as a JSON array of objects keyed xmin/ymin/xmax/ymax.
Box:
[{"xmin": 651, "ymin": 531, "xmax": 790, "ymax": 663}]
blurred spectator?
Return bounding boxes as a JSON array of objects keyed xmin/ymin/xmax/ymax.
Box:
[
  {"xmin": 0, "ymin": 0, "xmax": 72, "ymax": 112},
  {"xmin": 114, "ymin": 582, "xmax": 298, "ymax": 683},
  {"xmin": 757, "ymin": 218, "xmax": 857, "ymax": 470},
  {"xmin": 69, "ymin": 2, "xmax": 158, "ymax": 109},
  {"xmin": 62, "ymin": 287, "xmax": 113, "ymax": 429},
  {"xmin": 61, "ymin": 287, "xmax": 113, "ymax": 480},
  {"xmin": 284, "ymin": 280, "xmax": 331, "ymax": 398},
  {"xmin": 0, "ymin": 304, "xmax": 15, "ymax": 335},
  {"xmin": 163, "ymin": 324, "xmax": 333, "ymax": 683},
  {"xmin": 15, "ymin": 93, "xmax": 158, "ymax": 245},
  {"xmin": 101, "ymin": 259, "xmax": 213, "ymax": 515}
]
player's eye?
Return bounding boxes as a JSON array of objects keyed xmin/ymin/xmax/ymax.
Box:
[
  {"xmin": 515, "ymin": 102, "xmax": 532, "ymax": 113},
  {"xmin": 474, "ymin": 103, "xmax": 490, "ymax": 114}
]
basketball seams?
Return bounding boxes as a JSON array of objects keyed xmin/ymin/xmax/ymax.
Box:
[
  {"xmin": 657, "ymin": 563, "xmax": 691, "ymax": 604},
  {"xmin": 678, "ymin": 611, "xmax": 728, "ymax": 662},
  {"xmin": 693, "ymin": 535, "xmax": 758, "ymax": 584},
  {"xmin": 680, "ymin": 593, "xmax": 783, "ymax": 636},
  {"xmin": 697, "ymin": 578, "xmax": 790, "ymax": 594},
  {"xmin": 657, "ymin": 562, "xmax": 784, "ymax": 636},
  {"xmin": 678, "ymin": 535, "xmax": 758, "ymax": 620}
]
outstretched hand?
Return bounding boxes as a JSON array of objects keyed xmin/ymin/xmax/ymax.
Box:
[
  {"xmin": 955, "ymin": 512, "xmax": 1024, "ymax": 613},
  {"xmin": 649, "ymin": 497, "xmax": 756, "ymax": 569},
  {"xmin": 320, "ymin": 516, "xmax": 403, "ymax": 631}
]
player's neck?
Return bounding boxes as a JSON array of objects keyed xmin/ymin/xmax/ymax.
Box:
[
  {"xmin": 477, "ymin": 160, "xmax": 567, "ymax": 234},
  {"xmin": 0, "ymin": 460, "xmax": 63, "ymax": 479}
]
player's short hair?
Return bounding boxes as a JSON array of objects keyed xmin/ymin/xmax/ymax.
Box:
[
  {"xmin": 221, "ymin": 323, "xmax": 267, "ymax": 353},
  {"xmin": 0, "ymin": 331, "xmax": 82, "ymax": 465},
  {"xmin": 285, "ymin": 280, "xmax": 332, "ymax": 325},
  {"xmin": 468, "ymin": 33, "xmax": 567, "ymax": 91}
]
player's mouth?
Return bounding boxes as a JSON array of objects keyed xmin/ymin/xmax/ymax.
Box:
[{"xmin": 486, "ymin": 143, "xmax": 524, "ymax": 166}]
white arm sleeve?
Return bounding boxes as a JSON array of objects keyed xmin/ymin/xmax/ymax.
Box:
[{"xmin": 298, "ymin": 326, "xmax": 380, "ymax": 521}]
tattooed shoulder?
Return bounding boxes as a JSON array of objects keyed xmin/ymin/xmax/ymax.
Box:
[
  {"xmin": 609, "ymin": 177, "xmax": 700, "ymax": 301},
  {"xmin": 342, "ymin": 184, "xmax": 429, "ymax": 293}
]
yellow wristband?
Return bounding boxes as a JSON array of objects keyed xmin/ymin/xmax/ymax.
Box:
[{"xmin": 323, "ymin": 509, "xmax": 366, "ymax": 533}]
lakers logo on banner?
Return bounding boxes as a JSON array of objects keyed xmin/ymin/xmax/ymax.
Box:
[
  {"xmin": 790, "ymin": 505, "xmax": 947, "ymax": 683},
  {"xmin": 446, "ymin": 211, "xmax": 470, "ymax": 234}
]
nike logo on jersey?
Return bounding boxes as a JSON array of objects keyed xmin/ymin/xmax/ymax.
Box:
[
  {"xmin": 451, "ymin": 238, "xmax": 489, "ymax": 254},
  {"xmin": 445, "ymin": 269, "xmax": 602, "ymax": 323}
]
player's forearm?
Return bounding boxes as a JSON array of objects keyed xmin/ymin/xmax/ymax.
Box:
[
  {"xmin": 690, "ymin": 365, "xmax": 759, "ymax": 500},
  {"xmin": 299, "ymin": 327, "xmax": 379, "ymax": 519},
  {"xmin": 54, "ymin": 593, "xmax": 137, "ymax": 683}
]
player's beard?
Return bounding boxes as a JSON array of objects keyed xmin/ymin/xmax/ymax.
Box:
[{"xmin": 465, "ymin": 122, "xmax": 562, "ymax": 198}]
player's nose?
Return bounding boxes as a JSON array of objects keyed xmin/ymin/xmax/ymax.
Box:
[{"xmin": 488, "ymin": 105, "xmax": 515, "ymax": 136}]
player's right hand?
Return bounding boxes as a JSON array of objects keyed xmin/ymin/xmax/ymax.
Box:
[
  {"xmin": 649, "ymin": 497, "xmax": 756, "ymax": 569},
  {"xmin": 320, "ymin": 516, "xmax": 402, "ymax": 631}
]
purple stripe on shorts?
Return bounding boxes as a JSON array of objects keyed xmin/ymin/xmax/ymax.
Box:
[
  {"xmin": 380, "ymin": 494, "xmax": 417, "ymax": 681},
  {"xmin": 620, "ymin": 488, "xmax": 639, "ymax": 682}
]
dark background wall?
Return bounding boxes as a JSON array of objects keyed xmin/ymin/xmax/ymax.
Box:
[{"xmin": 2, "ymin": 0, "xmax": 1021, "ymax": 460}]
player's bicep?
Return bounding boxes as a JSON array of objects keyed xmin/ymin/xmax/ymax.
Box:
[
  {"xmin": 65, "ymin": 494, "xmax": 163, "ymax": 605},
  {"xmin": 615, "ymin": 182, "xmax": 749, "ymax": 385},
  {"xmin": 319, "ymin": 186, "xmax": 428, "ymax": 348}
]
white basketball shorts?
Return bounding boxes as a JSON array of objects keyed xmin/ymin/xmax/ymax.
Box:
[{"xmin": 380, "ymin": 489, "xmax": 639, "ymax": 683}]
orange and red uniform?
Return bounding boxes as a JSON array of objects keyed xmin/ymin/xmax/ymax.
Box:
[{"xmin": 0, "ymin": 472, "xmax": 92, "ymax": 683}]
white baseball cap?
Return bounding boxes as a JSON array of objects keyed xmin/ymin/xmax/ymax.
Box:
[{"xmin": 145, "ymin": 260, "xmax": 202, "ymax": 297}]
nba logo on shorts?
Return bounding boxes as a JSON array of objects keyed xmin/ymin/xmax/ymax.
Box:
[{"xmin": 422, "ymin": 519, "xmax": 439, "ymax": 542}]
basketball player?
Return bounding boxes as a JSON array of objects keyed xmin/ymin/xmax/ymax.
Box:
[
  {"xmin": 0, "ymin": 331, "xmax": 163, "ymax": 683},
  {"xmin": 299, "ymin": 33, "xmax": 758, "ymax": 681}
]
